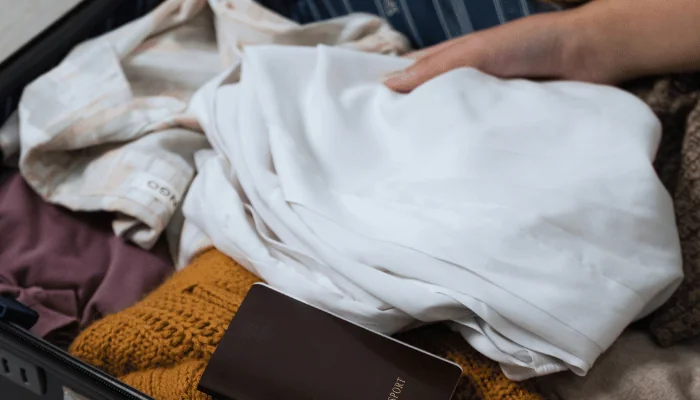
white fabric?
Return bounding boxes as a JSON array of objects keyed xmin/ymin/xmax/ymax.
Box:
[
  {"xmin": 177, "ymin": 0, "xmax": 411, "ymax": 264},
  {"xmin": 13, "ymin": 0, "xmax": 408, "ymax": 256},
  {"xmin": 9, "ymin": 0, "xmax": 682, "ymax": 380},
  {"xmin": 16, "ymin": 0, "xmax": 217, "ymax": 252},
  {"xmin": 208, "ymin": 0, "xmax": 410, "ymax": 66},
  {"xmin": 183, "ymin": 44, "xmax": 683, "ymax": 379}
]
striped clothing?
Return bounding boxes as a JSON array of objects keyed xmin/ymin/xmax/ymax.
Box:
[
  {"xmin": 258, "ymin": 0, "xmax": 560, "ymax": 48},
  {"xmin": 95, "ymin": 0, "xmax": 163, "ymax": 33},
  {"xmin": 0, "ymin": 0, "xmax": 557, "ymax": 130}
]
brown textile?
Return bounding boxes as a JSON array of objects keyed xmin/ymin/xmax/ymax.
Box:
[
  {"xmin": 538, "ymin": 328, "xmax": 700, "ymax": 400},
  {"xmin": 642, "ymin": 75, "xmax": 700, "ymax": 346},
  {"xmin": 398, "ymin": 326, "xmax": 546, "ymax": 400}
]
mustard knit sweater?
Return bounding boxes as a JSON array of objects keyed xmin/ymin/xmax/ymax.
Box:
[{"xmin": 70, "ymin": 249, "xmax": 544, "ymax": 400}]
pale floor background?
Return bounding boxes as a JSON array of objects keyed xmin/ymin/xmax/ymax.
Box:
[{"xmin": 0, "ymin": 0, "xmax": 82, "ymax": 62}]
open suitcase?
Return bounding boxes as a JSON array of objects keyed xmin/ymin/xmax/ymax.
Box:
[
  {"xmin": 0, "ymin": 2, "xmax": 162, "ymax": 398},
  {"xmin": 4, "ymin": 1, "xmax": 695, "ymax": 400}
]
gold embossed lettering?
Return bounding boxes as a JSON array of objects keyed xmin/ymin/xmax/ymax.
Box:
[{"xmin": 388, "ymin": 377, "xmax": 406, "ymax": 399}]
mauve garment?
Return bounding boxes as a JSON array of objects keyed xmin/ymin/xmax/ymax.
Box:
[{"xmin": 0, "ymin": 168, "xmax": 173, "ymax": 346}]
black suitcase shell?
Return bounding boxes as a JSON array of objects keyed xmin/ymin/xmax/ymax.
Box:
[{"xmin": 0, "ymin": 1, "xmax": 163, "ymax": 398}]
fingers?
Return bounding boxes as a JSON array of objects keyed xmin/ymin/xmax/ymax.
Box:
[
  {"xmin": 403, "ymin": 51, "xmax": 426, "ymax": 60},
  {"xmin": 384, "ymin": 37, "xmax": 477, "ymax": 93},
  {"xmin": 383, "ymin": 12, "xmax": 575, "ymax": 93}
]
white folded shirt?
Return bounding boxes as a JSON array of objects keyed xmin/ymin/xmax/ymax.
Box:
[{"xmin": 184, "ymin": 44, "xmax": 683, "ymax": 379}]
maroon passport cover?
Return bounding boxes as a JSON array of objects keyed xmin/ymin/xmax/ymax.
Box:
[{"xmin": 197, "ymin": 283, "xmax": 462, "ymax": 400}]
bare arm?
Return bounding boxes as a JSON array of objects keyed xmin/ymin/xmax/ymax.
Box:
[
  {"xmin": 383, "ymin": 0, "xmax": 700, "ymax": 92},
  {"xmin": 577, "ymin": 0, "xmax": 700, "ymax": 82}
]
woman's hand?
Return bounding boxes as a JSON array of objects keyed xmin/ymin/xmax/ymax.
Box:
[{"xmin": 383, "ymin": 0, "xmax": 700, "ymax": 93}]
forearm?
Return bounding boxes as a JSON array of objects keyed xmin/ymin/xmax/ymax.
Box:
[
  {"xmin": 384, "ymin": 0, "xmax": 700, "ymax": 92},
  {"xmin": 569, "ymin": 0, "xmax": 700, "ymax": 81}
]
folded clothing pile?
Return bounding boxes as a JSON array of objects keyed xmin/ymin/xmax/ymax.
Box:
[
  {"xmin": 535, "ymin": 69, "xmax": 700, "ymax": 400},
  {"xmin": 549, "ymin": 0, "xmax": 700, "ymax": 351},
  {"xmin": 4, "ymin": 0, "xmax": 700, "ymax": 399},
  {"xmin": 70, "ymin": 248, "xmax": 546, "ymax": 400},
  {"xmin": 183, "ymin": 41, "xmax": 682, "ymax": 379}
]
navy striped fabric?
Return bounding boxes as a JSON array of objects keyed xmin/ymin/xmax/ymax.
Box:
[
  {"xmin": 259, "ymin": 0, "xmax": 560, "ymax": 48},
  {"xmin": 91, "ymin": 0, "xmax": 162, "ymax": 36},
  {"xmin": 1, "ymin": 0, "xmax": 558, "ymax": 127}
]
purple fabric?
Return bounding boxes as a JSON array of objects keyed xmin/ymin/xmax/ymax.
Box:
[{"xmin": 0, "ymin": 168, "xmax": 173, "ymax": 346}]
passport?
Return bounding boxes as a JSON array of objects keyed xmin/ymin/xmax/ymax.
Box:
[{"xmin": 197, "ymin": 283, "xmax": 462, "ymax": 400}]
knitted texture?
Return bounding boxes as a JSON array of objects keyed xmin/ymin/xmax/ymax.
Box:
[
  {"xmin": 397, "ymin": 326, "xmax": 545, "ymax": 400},
  {"xmin": 638, "ymin": 74, "xmax": 700, "ymax": 346},
  {"xmin": 70, "ymin": 249, "xmax": 544, "ymax": 400}
]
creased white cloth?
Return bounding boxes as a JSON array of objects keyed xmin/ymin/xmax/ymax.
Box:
[
  {"xmin": 13, "ymin": 0, "xmax": 409, "ymax": 254},
  {"xmin": 183, "ymin": 44, "xmax": 683, "ymax": 379},
  {"xmin": 208, "ymin": 0, "xmax": 410, "ymax": 65},
  {"xmin": 16, "ymin": 0, "xmax": 217, "ymax": 251},
  {"xmin": 176, "ymin": 0, "xmax": 411, "ymax": 265}
]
